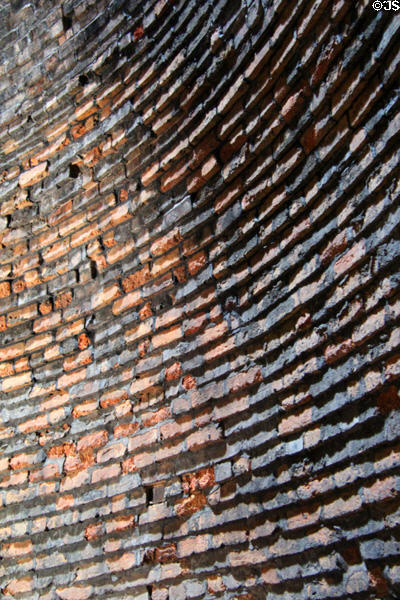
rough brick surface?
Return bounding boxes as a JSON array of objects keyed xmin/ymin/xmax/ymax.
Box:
[{"xmin": 0, "ymin": 1, "xmax": 399, "ymax": 599}]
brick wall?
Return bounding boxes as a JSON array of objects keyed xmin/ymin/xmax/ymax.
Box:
[{"xmin": 0, "ymin": 0, "xmax": 400, "ymax": 598}]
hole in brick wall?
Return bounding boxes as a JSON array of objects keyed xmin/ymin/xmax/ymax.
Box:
[
  {"xmin": 62, "ymin": 12, "xmax": 73, "ymax": 31},
  {"xmin": 69, "ymin": 164, "xmax": 80, "ymax": 178},
  {"xmin": 145, "ymin": 486, "xmax": 154, "ymax": 505},
  {"xmin": 90, "ymin": 260, "xmax": 98, "ymax": 279},
  {"xmin": 79, "ymin": 74, "xmax": 89, "ymax": 86}
]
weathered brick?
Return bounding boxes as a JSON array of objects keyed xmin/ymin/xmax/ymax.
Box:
[{"xmin": 19, "ymin": 162, "xmax": 48, "ymax": 187}]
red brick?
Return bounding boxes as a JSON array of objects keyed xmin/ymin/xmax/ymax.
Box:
[
  {"xmin": 187, "ymin": 251, "xmax": 206, "ymax": 276},
  {"xmin": 97, "ymin": 442, "xmax": 125, "ymax": 463},
  {"xmin": 114, "ymin": 423, "xmax": 139, "ymax": 438},
  {"xmin": 142, "ymin": 406, "xmax": 171, "ymax": 427},
  {"xmin": 165, "ymin": 362, "xmax": 182, "ymax": 381},
  {"xmin": 64, "ymin": 449, "xmax": 95, "ymax": 474},
  {"xmin": 324, "ymin": 494, "xmax": 362, "ymax": 519},
  {"xmin": 7, "ymin": 304, "xmax": 37, "ymax": 328},
  {"xmin": 281, "ymin": 90, "xmax": 305, "ymax": 123},
  {"xmin": 105, "ymin": 515, "xmax": 135, "ymax": 534},
  {"xmin": 182, "ymin": 467, "xmax": 215, "ymax": 494},
  {"xmin": 228, "ymin": 367, "xmax": 262, "ymax": 394},
  {"xmin": 175, "ymin": 492, "xmax": 207, "ymax": 516},
  {"xmin": 64, "ymin": 349, "xmax": 92, "ymax": 371},
  {"xmin": 122, "ymin": 265, "xmax": 151, "ymax": 292},
  {"xmin": 57, "ymin": 367, "xmax": 86, "ymax": 389},
  {"xmin": 122, "ymin": 456, "xmax": 137, "ymax": 473},
  {"xmin": 208, "ymin": 575, "xmax": 226, "ymax": 594},
  {"xmin": 100, "ymin": 388, "xmax": 128, "ymax": 409},
  {"xmin": 73, "ymin": 399, "xmax": 97, "ymax": 418},
  {"xmin": 324, "ymin": 339, "xmax": 354, "ymax": 364}
]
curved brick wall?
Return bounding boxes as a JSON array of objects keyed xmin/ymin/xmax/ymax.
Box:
[{"xmin": 1, "ymin": 1, "xmax": 400, "ymax": 598}]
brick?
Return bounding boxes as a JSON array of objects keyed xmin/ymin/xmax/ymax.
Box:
[
  {"xmin": 324, "ymin": 494, "xmax": 362, "ymax": 520},
  {"xmin": 2, "ymin": 371, "xmax": 31, "ymax": 392},
  {"xmin": 151, "ymin": 228, "xmax": 182, "ymax": 257},
  {"xmin": 7, "ymin": 304, "xmax": 37, "ymax": 328},
  {"xmin": 57, "ymin": 367, "xmax": 86, "ymax": 389},
  {"xmin": 175, "ymin": 492, "xmax": 207, "ymax": 517},
  {"xmin": 112, "ymin": 290, "xmax": 141, "ymax": 314},
  {"xmin": 106, "ymin": 552, "xmax": 137, "ymax": 572},
  {"xmin": 142, "ymin": 406, "xmax": 170, "ymax": 427},
  {"xmin": 33, "ymin": 311, "xmax": 62, "ymax": 333},
  {"xmin": 100, "ymin": 388, "xmax": 128, "ymax": 409},
  {"xmin": 92, "ymin": 283, "xmax": 121, "ymax": 309},
  {"xmin": 97, "ymin": 442, "xmax": 125, "ymax": 463},
  {"xmin": 334, "ymin": 240, "xmax": 366, "ymax": 275},
  {"xmin": 1, "ymin": 539, "xmax": 32, "ymax": 557},
  {"xmin": 229, "ymin": 549, "xmax": 266, "ymax": 567},
  {"xmin": 19, "ymin": 162, "xmax": 48, "ymax": 187},
  {"xmin": 18, "ymin": 414, "xmax": 48, "ymax": 433},
  {"xmin": 152, "ymin": 325, "xmax": 181, "ymax": 349},
  {"xmin": 77, "ymin": 430, "xmax": 108, "ymax": 453},
  {"xmin": 73, "ymin": 399, "xmax": 97, "ymax": 418},
  {"xmin": 122, "ymin": 265, "xmax": 151, "ymax": 292},
  {"xmin": 165, "ymin": 362, "xmax": 182, "ymax": 381},
  {"xmin": 3, "ymin": 577, "xmax": 33, "ymax": 596},
  {"xmin": 92, "ymin": 462, "xmax": 121, "ymax": 483},
  {"xmin": 105, "ymin": 514, "xmax": 135, "ymax": 534},
  {"xmin": 187, "ymin": 425, "xmax": 222, "ymax": 451},
  {"xmin": 0, "ymin": 281, "xmax": 10, "ymax": 297},
  {"xmin": 363, "ymin": 477, "xmax": 397, "ymax": 504},
  {"xmin": 321, "ymin": 231, "xmax": 347, "ymax": 263},
  {"xmin": 56, "ymin": 586, "xmax": 93, "ymax": 600}
]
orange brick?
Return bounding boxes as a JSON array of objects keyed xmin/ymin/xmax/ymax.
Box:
[
  {"xmin": 152, "ymin": 325, "xmax": 181, "ymax": 349},
  {"xmin": 114, "ymin": 423, "xmax": 139, "ymax": 438},
  {"xmin": 2, "ymin": 371, "xmax": 31, "ymax": 392},
  {"xmin": 19, "ymin": 162, "xmax": 48, "ymax": 187},
  {"xmin": 7, "ymin": 304, "xmax": 37, "ymax": 328},
  {"xmin": 175, "ymin": 492, "xmax": 206, "ymax": 517},
  {"xmin": 122, "ymin": 265, "xmax": 151, "ymax": 292},
  {"xmin": 56, "ymin": 586, "xmax": 92, "ymax": 600},
  {"xmin": 57, "ymin": 367, "xmax": 87, "ymax": 389},
  {"xmin": 18, "ymin": 414, "xmax": 48, "ymax": 433},
  {"xmin": 1, "ymin": 539, "xmax": 32, "ymax": 557},
  {"xmin": 72, "ymin": 399, "xmax": 98, "ymax": 418},
  {"xmin": 3, "ymin": 577, "xmax": 33, "ymax": 596},
  {"xmin": 92, "ymin": 462, "xmax": 121, "ymax": 483},
  {"xmin": 100, "ymin": 388, "xmax": 128, "ymax": 409},
  {"xmin": 150, "ymin": 228, "xmax": 182, "ymax": 257},
  {"xmin": 33, "ymin": 311, "xmax": 62, "ymax": 333},
  {"xmin": 0, "ymin": 281, "xmax": 10, "ymax": 297},
  {"xmin": 92, "ymin": 283, "xmax": 121, "ymax": 309},
  {"xmin": 77, "ymin": 430, "xmax": 108, "ymax": 452}
]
